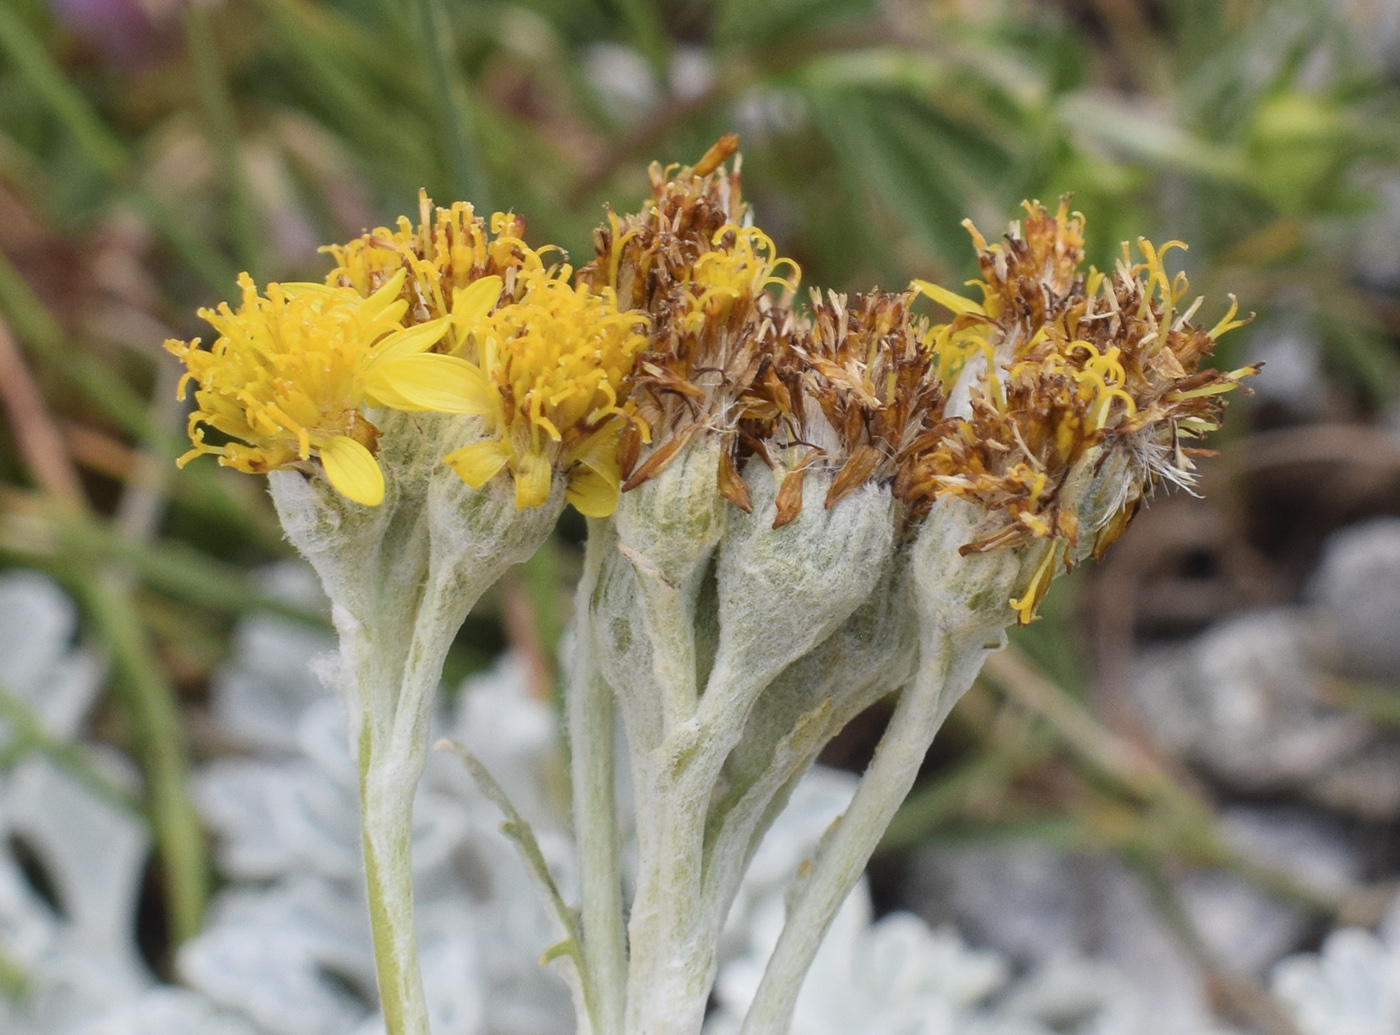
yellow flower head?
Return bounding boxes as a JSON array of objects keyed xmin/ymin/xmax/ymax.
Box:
[
  {"xmin": 425, "ymin": 266, "xmax": 649, "ymax": 516},
  {"xmin": 324, "ymin": 192, "xmax": 550, "ymax": 325},
  {"xmin": 165, "ymin": 269, "xmax": 467, "ymax": 506}
]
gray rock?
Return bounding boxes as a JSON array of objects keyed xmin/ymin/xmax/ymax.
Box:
[{"xmin": 1307, "ymin": 517, "xmax": 1400, "ymax": 685}]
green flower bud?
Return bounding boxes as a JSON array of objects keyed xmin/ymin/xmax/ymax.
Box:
[{"xmin": 705, "ymin": 464, "xmax": 896, "ymax": 708}]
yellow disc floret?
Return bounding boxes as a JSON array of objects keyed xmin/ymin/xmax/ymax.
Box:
[
  {"xmin": 324, "ymin": 192, "xmax": 550, "ymax": 325},
  {"xmin": 680, "ymin": 226, "xmax": 799, "ymax": 334}
]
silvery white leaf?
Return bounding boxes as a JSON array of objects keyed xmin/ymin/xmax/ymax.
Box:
[
  {"xmin": 293, "ymin": 697, "xmax": 357, "ymax": 785},
  {"xmin": 179, "ymin": 876, "xmax": 375, "ymax": 1035},
  {"xmin": 430, "ymin": 654, "xmax": 566, "ymax": 837},
  {"xmin": 14, "ymin": 942, "xmax": 149, "ymax": 1034},
  {"xmin": 0, "ymin": 841, "xmax": 57, "ymax": 967},
  {"xmin": 194, "ymin": 757, "xmax": 360, "ymax": 881},
  {"xmin": 1272, "ymin": 895, "xmax": 1400, "ymax": 1035},
  {"xmin": 903, "ymin": 844, "xmax": 1245, "ymax": 1035},
  {"xmin": 711, "ymin": 879, "xmax": 1005, "ymax": 1035},
  {"xmin": 190, "ymin": 647, "xmax": 578, "ymax": 1035},
  {"xmin": 212, "ymin": 615, "xmax": 336, "ymax": 755},
  {"xmin": 197, "ymin": 696, "xmax": 470, "ymax": 884},
  {"xmin": 2, "ymin": 760, "xmax": 148, "ymax": 987},
  {"xmin": 66, "ymin": 987, "xmax": 266, "ymax": 1035},
  {"xmin": 716, "ymin": 765, "xmax": 857, "ymax": 964},
  {"xmin": 0, "ymin": 570, "xmax": 102, "ymax": 742}
]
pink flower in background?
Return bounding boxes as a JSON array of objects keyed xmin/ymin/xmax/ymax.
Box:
[{"xmin": 46, "ymin": 0, "xmax": 178, "ymax": 64}]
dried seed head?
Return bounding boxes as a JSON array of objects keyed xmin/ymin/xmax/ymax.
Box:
[
  {"xmin": 750, "ymin": 288, "xmax": 943, "ymax": 527},
  {"xmin": 905, "ymin": 197, "xmax": 1257, "ymax": 620},
  {"xmin": 579, "ymin": 147, "xmax": 801, "ymax": 499}
]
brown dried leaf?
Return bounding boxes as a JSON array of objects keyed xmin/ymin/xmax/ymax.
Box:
[
  {"xmin": 621, "ymin": 425, "xmax": 696, "ymax": 492},
  {"xmin": 718, "ymin": 448, "xmax": 753, "ymax": 513},
  {"xmin": 618, "ymin": 423, "xmax": 642, "ymax": 478},
  {"xmin": 773, "ymin": 464, "xmax": 810, "ymax": 529}
]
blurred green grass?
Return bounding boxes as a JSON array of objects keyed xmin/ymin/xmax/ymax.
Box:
[{"xmin": 1, "ymin": 0, "xmax": 1398, "ymax": 975}]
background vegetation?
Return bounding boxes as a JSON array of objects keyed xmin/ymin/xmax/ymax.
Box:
[{"xmin": 2, "ymin": 0, "xmax": 1399, "ymax": 1014}]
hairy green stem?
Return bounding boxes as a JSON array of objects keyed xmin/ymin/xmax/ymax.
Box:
[
  {"xmin": 737, "ymin": 631, "xmax": 993, "ymax": 1035},
  {"xmin": 360, "ymin": 740, "xmax": 430, "ymax": 1035},
  {"xmin": 353, "ymin": 569, "xmax": 489, "ymax": 1035},
  {"xmin": 636, "ymin": 577, "xmax": 699, "ymax": 733},
  {"xmin": 623, "ymin": 580, "xmax": 723, "ymax": 1035},
  {"xmin": 570, "ymin": 522, "xmax": 627, "ymax": 1035}
]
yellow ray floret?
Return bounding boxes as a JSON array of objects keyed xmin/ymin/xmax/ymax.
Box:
[
  {"xmin": 165, "ymin": 269, "xmax": 474, "ymax": 506},
  {"xmin": 389, "ymin": 265, "xmax": 648, "ymax": 515}
]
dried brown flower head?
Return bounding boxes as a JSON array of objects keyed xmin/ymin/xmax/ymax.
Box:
[
  {"xmin": 579, "ymin": 136, "xmax": 801, "ymax": 509},
  {"xmin": 907, "ymin": 197, "xmax": 1257, "ymax": 620},
  {"xmin": 746, "ymin": 289, "xmax": 943, "ymax": 527}
]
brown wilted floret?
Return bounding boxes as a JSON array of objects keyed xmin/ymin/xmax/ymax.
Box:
[
  {"xmin": 747, "ymin": 289, "xmax": 944, "ymax": 527},
  {"xmin": 578, "ymin": 141, "xmax": 800, "ymax": 510}
]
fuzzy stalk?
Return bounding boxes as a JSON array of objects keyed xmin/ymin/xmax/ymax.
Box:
[
  {"xmin": 735, "ymin": 623, "xmax": 1003, "ymax": 1035},
  {"xmin": 570, "ymin": 520, "xmax": 628, "ymax": 1035},
  {"xmin": 360, "ymin": 727, "xmax": 431, "ymax": 1035},
  {"xmin": 354, "ymin": 559, "xmax": 514, "ymax": 1035},
  {"xmin": 623, "ymin": 694, "xmax": 715, "ymax": 1035}
]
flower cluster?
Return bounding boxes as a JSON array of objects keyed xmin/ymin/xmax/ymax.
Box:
[
  {"xmin": 580, "ymin": 136, "xmax": 802, "ymax": 507},
  {"xmin": 903, "ymin": 200, "xmax": 1256, "ymax": 618},
  {"xmin": 435, "ymin": 266, "xmax": 648, "ymax": 515},
  {"xmin": 167, "ymin": 271, "xmax": 447, "ymax": 506},
  {"xmin": 169, "ymin": 170, "xmax": 1253, "ymax": 616},
  {"xmin": 166, "ymin": 140, "xmax": 1257, "ymax": 1035},
  {"xmin": 167, "ymin": 198, "xmax": 644, "ymax": 517},
  {"xmin": 322, "ymin": 193, "xmax": 549, "ymax": 322}
]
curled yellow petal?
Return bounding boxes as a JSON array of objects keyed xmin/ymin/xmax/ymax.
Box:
[
  {"xmin": 913, "ymin": 279, "xmax": 985, "ymax": 316},
  {"xmin": 443, "ymin": 439, "xmax": 511, "ymax": 488},
  {"xmin": 452, "ymin": 276, "xmax": 504, "ymax": 323},
  {"xmin": 566, "ymin": 464, "xmax": 619, "ymax": 517},
  {"xmin": 513, "ymin": 451, "xmax": 553, "ymax": 509},
  {"xmin": 362, "ymin": 268, "xmax": 408, "ymax": 320},
  {"xmin": 319, "ymin": 435, "xmax": 385, "ymax": 506},
  {"xmin": 370, "ymin": 317, "xmax": 451, "ymax": 366},
  {"xmin": 367, "ymin": 354, "xmax": 493, "ymax": 413},
  {"xmin": 277, "ymin": 282, "xmax": 335, "ymax": 298}
]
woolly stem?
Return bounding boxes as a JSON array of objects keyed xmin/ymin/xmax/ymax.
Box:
[
  {"xmin": 351, "ymin": 566, "xmax": 488, "ymax": 1035},
  {"xmin": 571, "ymin": 522, "xmax": 628, "ymax": 1035},
  {"xmin": 737, "ymin": 629, "xmax": 993, "ymax": 1035}
]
